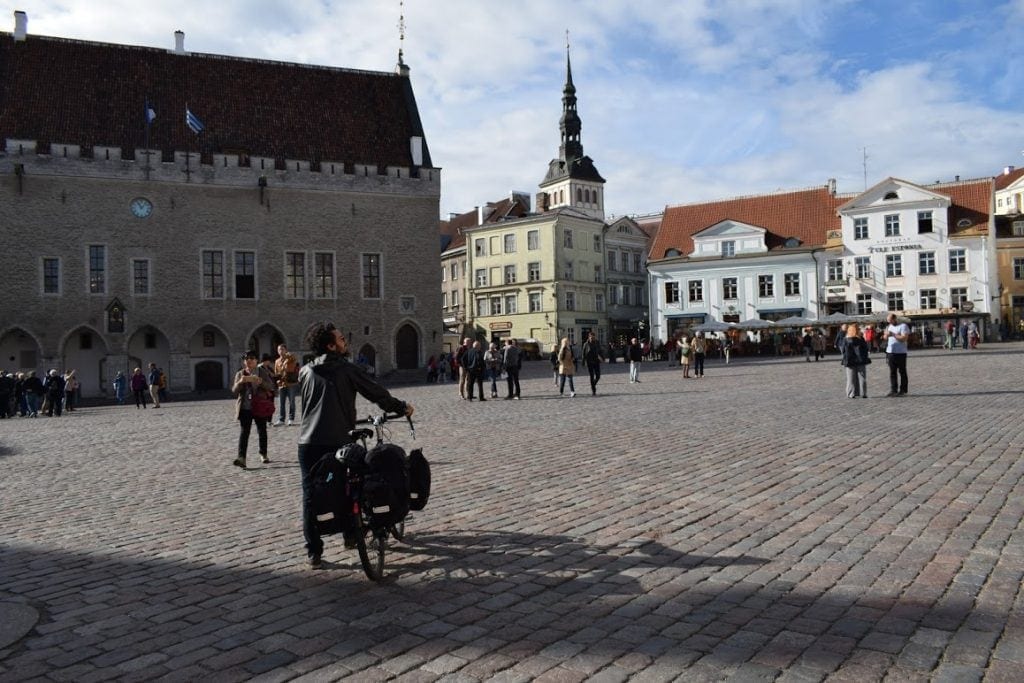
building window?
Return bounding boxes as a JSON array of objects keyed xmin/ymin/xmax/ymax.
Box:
[
  {"xmin": 885, "ymin": 254, "xmax": 903, "ymax": 278},
  {"xmin": 285, "ymin": 251, "xmax": 306, "ymax": 299},
  {"xmin": 884, "ymin": 214, "xmax": 901, "ymax": 237},
  {"xmin": 202, "ymin": 250, "xmax": 224, "ymax": 299},
  {"xmin": 42, "ymin": 257, "xmax": 61, "ymax": 295},
  {"xmin": 665, "ymin": 281, "xmax": 680, "ymax": 304},
  {"xmin": 132, "ymin": 259, "xmax": 150, "ymax": 296},
  {"xmin": 758, "ymin": 274, "xmax": 774, "ymax": 298},
  {"xmin": 489, "ymin": 236, "xmax": 500, "ymax": 255},
  {"xmin": 635, "ymin": 285, "xmax": 643, "ymax": 305},
  {"xmin": 475, "ymin": 268, "xmax": 487, "ymax": 287},
  {"xmin": 609, "ymin": 286, "xmax": 618, "ymax": 305},
  {"xmin": 689, "ymin": 280, "xmax": 703, "ymax": 302},
  {"xmin": 504, "ymin": 265, "xmax": 517, "ymax": 285},
  {"xmin": 784, "ymin": 273, "xmax": 800, "ymax": 296},
  {"xmin": 607, "ymin": 250, "xmax": 617, "ymax": 271},
  {"xmin": 313, "ymin": 252, "xmax": 335, "ymax": 299},
  {"xmin": 949, "ymin": 249, "xmax": 966, "ymax": 273},
  {"xmin": 442, "ymin": 292, "xmax": 448, "ymax": 309},
  {"xmin": 827, "ymin": 259, "xmax": 843, "ymax": 281},
  {"xmin": 234, "ymin": 250, "xmax": 256, "ymax": 299},
  {"xmin": 918, "ymin": 211, "xmax": 933, "ymax": 233},
  {"xmin": 593, "ymin": 235, "xmax": 601, "ymax": 252},
  {"xmin": 596, "ymin": 293, "xmax": 605, "ymax": 312},
  {"xmin": 1013, "ymin": 221, "xmax": 1024, "ymax": 237},
  {"xmin": 950, "ymin": 287, "xmax": 968, "ymax": 309},
  {"xmin": 490, "ymin": 296, "xmax": 502, "ymax": 315},
  {"xmin": 563, "ymin": 229, "xmax": 573, "ymax": 249},
  {"xmin": 475, "ymin": 238, "xmax": 486, "ymax": 257},
  {"xmin": 854, "ymin": 217, "xmax": 868, "ymax": 240},
  {"xmin": 620, "ymin": 252, "xmax": 629, "ymax": 272},
  {"xmin": 441, "ymin": 265, "xmax": 446, "ymax": 282},
  {"xmin": 88, "ymin": 245, "xmax": 106, "ymax": 294},
  {"xmin": 476, "ymin": 297, "xmax": 487, "ymax": 317},
  {"xmin": 504, "ymin": 234, "xmax": 516, "ymax": 253},
  {"xmin": 594, "ymin": 265, "xmax": 602, "ymax": 283},
  {"xmin": 505, "ymin": 294, "xmax": 517, "ymax": 314},
  {"xmin": 565, "ymin": 291, "xmax": 576, "ymax": 311},
  {"xmin": 856, "ymin": 293, "xmax": 873, "ymax": 315},
  {"xmin": 887, "ymin": 291, "xmax": 905, "ymax": 311},
  {"xmin": 564, "ymin": 261, "xmax": 574, "ymax": 280},
  {"xmin": 451, "ymin": 263, "xmax": 459, "ymax": 280},
  {"xmin": 916, "ymin": 251, "xmax": 935, "ymax": 275},
  {"xmin": 920, "ymin": 289, "xmax": 937, "ymax": 308},
  {"xmin": 528, "ymin": 230, "xmax": 539, "ymax": 250},
  {"xmin": 634, "ymin": 254, "xmax": 642, "ymax": 272},
  {"xmin": 1014, "ymin": 257, "xmax": 1024, "ymax": 280},
  {"xmin": 529, "ymin": 292, "xmax": 542, "ymax": 312},
  {"xmin": 622, "ymin": 286, "xmax": 631, "ymax": 306},
  {"xmin": 361, "ymin": 253, "xmax": 381, "ymax": 299},
  {"xmin": 528, "ymin": 262, "xmax": 541, "ymax": 282},
  {"xmin": 855, "ymin": 256, "xmax": 871, "ymax": 279},
  {"xmin": 452, "ymin": 290, "xmax": 459, "ymax": 308},
  {"xmin": 722, "ymin": 240, "xmax": 735, "ymax": 257},
  {"xmin": 723, "ymin": 277, "xmax": 738, "ymax": 300}
]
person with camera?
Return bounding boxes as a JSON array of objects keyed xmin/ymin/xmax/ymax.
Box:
[
  {"xmin": 274, "ymin": 343, "xmax": 300, "ymax": 426},
  {"xmin": 231, "ymin": 350, "xmax": 276, "ymax": 468},
  {"xmin": 297, "ymin": 322, "xmax": 414, "ymax": 568}
]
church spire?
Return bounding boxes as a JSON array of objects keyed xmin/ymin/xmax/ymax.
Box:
[{"xmin": 559, "ymin": 31, "xmax": 583, "ymax": 163}]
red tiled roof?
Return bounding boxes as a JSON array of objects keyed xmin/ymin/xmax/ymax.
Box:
[
  {"xmin": 994, "ymin": 167, "xmax": 1024, "ymax": 191},
  {"xmin": 651, "ymin": 187, "xmax": 842, "ymax": 260},
  {"xmin": 0, "ymin": 33, "xmax": 430, "ymax": 169},
  {"xmin": 935, "ymin": 179, "xmax": 991, "ymax": 235},
  {"xmin": 439, "ymin": 197, "xmax": 529, "ymax": 252}
]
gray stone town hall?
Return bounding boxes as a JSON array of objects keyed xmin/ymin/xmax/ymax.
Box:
[{"xmin": 0, "ymin": 12, "xmax": 441, "ymax": 397}]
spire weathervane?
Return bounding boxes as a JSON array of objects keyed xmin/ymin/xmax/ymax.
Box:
[{"xmin": 398, "ymin": 0, "xmax": 406, "ymax": 64}]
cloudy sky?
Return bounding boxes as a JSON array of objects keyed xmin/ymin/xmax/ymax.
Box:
[{"xmin": 5, "ymin": 0, "xmax": 1022, "ymax": 219}]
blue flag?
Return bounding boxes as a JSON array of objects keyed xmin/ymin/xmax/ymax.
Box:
[
  {"xmin": 186, "ymin": 108, "xmax": 204, "ymax": 134},
  {"xmin": 145, "ymin": 100, "xmax": 156, "ymax": 125}
]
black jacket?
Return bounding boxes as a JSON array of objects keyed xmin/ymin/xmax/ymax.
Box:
[
  {"xmin": 298, "ymin": 353, "xmax": 406, "ymax": 446},
  {"xmin": 841, "ymin": 337, "xmax": 871, "ymax": 367}
]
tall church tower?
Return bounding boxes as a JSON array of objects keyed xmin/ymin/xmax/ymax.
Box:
[{"xmin": 538, "ymin": 42, "xmax": 606, "ymax": 221}]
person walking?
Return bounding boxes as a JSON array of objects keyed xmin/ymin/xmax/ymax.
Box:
[
  {"xmin": 297, "ymin": 321, "xmax": 413, "ymax": 568},
  {"xmin": 112, "ymin": 371, "xmax": 127, "ymax": 405},
  {"xmin": 274, "ymin": 343, "xmax": 301, "ymax": 426},
  {"xmin": 549, "ymin": 342, "xmax": 560, "ymax": 386},
  {"xmin": 502, "ymin": 339, "xmax": 522, "ymax": 400},
  {"xmin": 231, "ymin": 350, "xmax": 275, "ymax": 468},
  {"xmin": 147, "ymin": 363, "xmax": 161, "ymax": 408},
  {"xmin": 692, "ymin": 333, "xmax": 707, "ymax": 378},
  {"xmin": 582, "ymin": 331, "xmax": 605, "ymax": 396},
  {"xmin": 43, "ymin": 370, "xmax": 65, "ymax": 417},
  {"xmin": 722, "ymin": 335, "xmax": 733, "ymax": 364},
  {"xmin": 557, "ymin": 337, "xmax": 576, "ymax": 397},
  {"xmin": 884, "ymin": 313, "xmax": 910, "ymax": 397},
  {"xmin": 438, "ymin": 353, "xmax": 450, "ymax": 384},
  {"xmin": 130, "ymin": 368, "xmax": 148, "ymax": 409},
  {"xmin": 455, "ymin": 337, "xmax": 471, "ymax": 399},
  {"xmin": 627, "ymin": 337, "xmax": 642, "ymax": 383},
  {"xmin": 463, "ymin": 340, "xmax": 487, "ymax": 401},
  {"xmin": 812, "ymin": 331, "xmax": 826, "ymax": 361},
  {"xmin": 840, "ymin": 323, "xmax": 871, "ymax": 398},
  {"xmin": 679, "ymin": 336, "xmax": 692, "ymax": 378}
]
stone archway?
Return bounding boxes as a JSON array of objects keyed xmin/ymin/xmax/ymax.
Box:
[
  {"xmin": 395, "ymin": 324, "xmax": 419, "ymax": 370},
  {"xmin": 356, "ymin": 344, "xmax": 377, "ymax": 376},
  {"xmin": 127, "ymin": 326, "xmax": 171, "ymax": 394},
  {"xmin": 61, "ymin": 326, "xmax": 110, "ymax": 398},
  {"xmin": 189, "ymin": 325, "xmax": 231, "ymax": 392},
  {"xmin": 0, "ymin": 327, "xmax": 42, "ymax": 373},
  {"xmin": 248, "ymin": 323, "xmax": 285, "ymax": 358}
]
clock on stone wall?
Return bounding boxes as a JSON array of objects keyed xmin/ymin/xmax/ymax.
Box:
[{"xmin": 130, "ymin": 197, "xmax": 153, "ymax": 218}]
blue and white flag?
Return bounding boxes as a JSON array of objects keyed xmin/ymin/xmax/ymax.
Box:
[
  {"xmin": 145, "ymin": 101, "xmax": 156, "ymax": 124},
  {"xmin": 185, "ymin": 107, "xmax": 204, "ymax": 134}
]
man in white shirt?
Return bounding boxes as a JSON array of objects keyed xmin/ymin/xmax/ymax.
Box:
[{"xmin": 884, "ymin": 313, "xmax": 910, "ymax": 396}]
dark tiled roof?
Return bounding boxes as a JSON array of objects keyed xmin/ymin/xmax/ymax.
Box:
[
  {"xmin": 651, "ymin": 187, "xmax": 843, "ymax": 260},
  {"xmin": 439, "ymin": 197, "xmax": 529, "ymax": 252},
  {"xmin": 0, "ymin": 33, "xmax": 431, "ymax": 169}
]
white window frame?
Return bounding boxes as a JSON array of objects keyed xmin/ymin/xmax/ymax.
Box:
[
  {"xmin": 475, "ymin": 269, "xmax": 488, "ymax": 287},
  {"xmin": 723, "ymin": 277, "xmax": 738, "ymax": 300},
  {"xmin": 504, "ymin": 293, "xmax": 517, "ymax": 314},
  {"xmin": 529, "ymin": 292, "xmax": 542, "ymax": 312},
  {"xmin": 884, "ymin": 214, "xmax": 901, "ymax": 237},
  {"xmin": 919, "ymin": 251, "xmax": 936, "ymax": 276},
  {"xmin": 854, "ymin": 217, "xmax": 868, "ymax": 240},
  {"xmin": 504, "ymin": 234, "xmax": 516, "ymax": 254},
  {"xmin": 886, "ymin": 254, "xmax": 903, "ymax": 278},
  {"xmin": 528, "ymin": 262, "xmax": 541, "ymax": 282},
  {"xmin": 504, "ymin": 265, "xmax": 517, "ymax": 285},
  {"xmin": 783, "ymin": 273, "xmax": 800, "ymax": 296},
  {"xmin": 855, "ymin": 256, "xmax": 871, "ymax": 279},
  {"xmin": 528, "ymin": 230, "xmax": 539, "ymax": 250},
  {"xmin": 949, "ymin": 249, "xmax": 967, "ymax": 273},
  {"xmin": 758, "ymin": 274, "xmax": 774, "ymax": 298}
]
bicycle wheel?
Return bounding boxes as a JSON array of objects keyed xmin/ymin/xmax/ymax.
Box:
[
  {"xmin": 357, "ymin": 522, "xmax": 386, "ymax": 581},
  {"xmin": 389, "ymin": 519, "xmax": 405, "ymax": 542}
]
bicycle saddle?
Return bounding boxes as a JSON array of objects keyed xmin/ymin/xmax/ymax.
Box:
[{"xmin": 348, "ymin": 428, "xmax": 374, "ymax": 441}]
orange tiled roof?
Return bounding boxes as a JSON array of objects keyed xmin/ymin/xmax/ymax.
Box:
[
  {"xmin": 935, "ymin": 179, "xmax": 991, "ymax": 235},
  {"xmin": 439, "ymin": 197, "xmax": 529, "ymax": 252},
  {"xmin": 994, "ymin": 167, "xmax": 1024, "ymax": 191},
  {"xmin": 0, "ymin": 33, "xmax": 430, "ymax": 170},
  {"xmin": 650, "ymin": 187, "xmax": 842, "ymax": 260}
]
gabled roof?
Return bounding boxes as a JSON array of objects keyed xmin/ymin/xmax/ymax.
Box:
[
  {"xmin": 0, "ymin": 33, "xmax": 431, "ymax": 169},
  {"xmin": 651, "ymin": 187, "xmax": 843, "ymax": 261},
  {"xmin": 995, "ymin": 167, "xmax": 1024, "ymax": 191},
  {"xmin": 836, "ymin": 177, "xmax": 951, "ymax": 213},
  {"xmin": 939, "ymin": 179, "xmax": 991, "ymax": 235},
  {"xmin": 439, "ymin": 196, "xmax": 530, "ymax": 253}
]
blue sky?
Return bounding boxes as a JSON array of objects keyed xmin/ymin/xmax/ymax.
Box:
[{"xmin": 4, "ymin": 0, "xmax": 1022, "ymax": 219}]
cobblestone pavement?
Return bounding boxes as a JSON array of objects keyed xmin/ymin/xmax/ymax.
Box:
[{"xmin": 1, "ymin": 344, "xmax": 1022, "ymax": 682}]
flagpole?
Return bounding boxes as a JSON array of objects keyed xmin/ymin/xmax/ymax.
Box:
[
  {"xmin": 184, "ymin": 102, "xmax": 191, "ymax": 182},
  {"xmin": 144, "ymin": 97, "xmax": 151, "ymax": 181}
]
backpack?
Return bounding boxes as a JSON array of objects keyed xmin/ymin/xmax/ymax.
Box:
[
  {"xmin": 309, "ymin": 445, "xmax": 362, "ymax": 536},
  {"xmin": 361, "ymin": 443, "xmax": 410, "ymax": 527},
  {"xmin": 406, "ymin": 448, "xmax": 431, "ymax": 511}
]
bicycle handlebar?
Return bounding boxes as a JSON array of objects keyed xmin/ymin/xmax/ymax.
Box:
[{"xmin": 354, "ymin": 411, "xmax": 416, "ymax": 439}]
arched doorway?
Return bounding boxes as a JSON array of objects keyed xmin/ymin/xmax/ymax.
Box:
[
  {"xmin": 61, "ymin": 326, "xmax": 110, "ymax": 398},
  {"xmin": 0, "ymin": 327, "xmax": 42, "ymax": 373},
  {"xmin": 356, "ymin": 344, "xmax": 377, "ymax": 376},
  {"xmin": 195, "ymin": 360, "xmax": 225, "ymax": 391},
  {"xmin": 127, "ymin": 326, "xmax": 171, "ymax": 394},
  {"xmin": 395, "ymin": 324, "xmax": 419, "ymax": 369},
  {"xmin": 189, "ymin": 325, "xmax": 231, "ymax": 392},
  {"xmin": 248, "ymin": 323, "xmax": 284, "ymax": 358}
]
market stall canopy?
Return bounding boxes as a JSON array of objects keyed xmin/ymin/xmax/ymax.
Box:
[
  {"xmin": 736, "ymin": 318, "xmax": 776, "ymax": 329},
  {"xmin": 693, "ymin": 320, "xmax": 736, "ymax": 332},
  {"xmin": 820, "ymin": 312, "xmax": 855, "ymax": 324},
  {"xmin": 773, "ymin": 316, "xmax": 817, "ymax": 327}
]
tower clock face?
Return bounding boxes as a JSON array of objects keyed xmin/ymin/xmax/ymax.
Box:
[{"xmin": 130, "ymin": 197, "xmax": 153, "ymax": 218}]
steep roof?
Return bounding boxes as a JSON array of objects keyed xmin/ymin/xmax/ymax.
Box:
[
  {"xmin": 439, "ymin": 196, "xmax": 530, "ymax": 253},
  {"xmin": 994, "ymin": 166, "xmax": 1024, "ymax": 191},
  {"xmin": 651, "ymin": 187, "xmax": 844, "ymax": 261},
  {"xmin": 937, "ymin": 178, "xmax": 991, "ymax": 236},
  {"xmin": 0, "ymin": 32, "xmax": 431, "ymax": 169}
]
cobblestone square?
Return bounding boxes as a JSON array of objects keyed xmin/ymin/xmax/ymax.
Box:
[{"xmin": 1, "ymin": 346, "xmax": 1022, "ymax": 681}]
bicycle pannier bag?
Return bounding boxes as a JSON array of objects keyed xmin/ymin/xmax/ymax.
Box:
[
  {"xmin": 362, "ymin": 443, "xmax": 409, "ymax": 526},
  {"xmin": 309, "ymin": 449, "xmax": 354, "ymax": 535},
  {"xmin": 406, "ymin": 448, "xmax": 431, "ymax": 511}
]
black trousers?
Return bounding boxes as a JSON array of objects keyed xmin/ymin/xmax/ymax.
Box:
[
  {"xmin": 505, "ymin": 367, "xmax": 521, "ymax": 397},
  {"xmin": 238, "ymin": 409, "xmax": 268, "ymax": 458},
  {"xmin": 887, "ymin": 352, "xmax": 908, "ymax": 394},
  {"xmin": 297, "ymin": 443, "xmax": 335, "ymax": 559},
  {"xmin": 586, "ymin": 361, "xmax": 601, "ymax": 393},
  {"xmin": 466, "ymin": 372, "xmax": 485, "ymax": 399}
]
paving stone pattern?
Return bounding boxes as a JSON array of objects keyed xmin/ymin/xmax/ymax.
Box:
[{"xmin": 0, "ymin": 346, "xmax": 1022, "ymax": 681}]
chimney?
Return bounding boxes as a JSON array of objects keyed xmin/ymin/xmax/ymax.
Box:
[
  {"xmin": 827, "ymin": 178, "xmax": 837, "ymax": 195},
  {"xmin": 536, "ymin": 192, "xmax": 549, "ymax": 213},
  {"xmin": 13, "ymin": 10, "xmax": 27, "ymax": 41},
  {"xmin": 174, "ymin": 30, "xmax": 185, "ymax": 53},
  {"xmin": 477, "ymin": 206, "xmax": 486, "ymax": 226},
  {"xmin": 955, "ymin": 175, "xmax": 960, "ymax": 182},
  {"xmin": 510, "ymin": 191, "xmax": 531, "ymax": 212}
]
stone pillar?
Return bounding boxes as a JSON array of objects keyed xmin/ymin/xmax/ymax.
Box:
[{"xmin": 169, "ymin": 352, "xmax": 192, "ymax": 393}]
